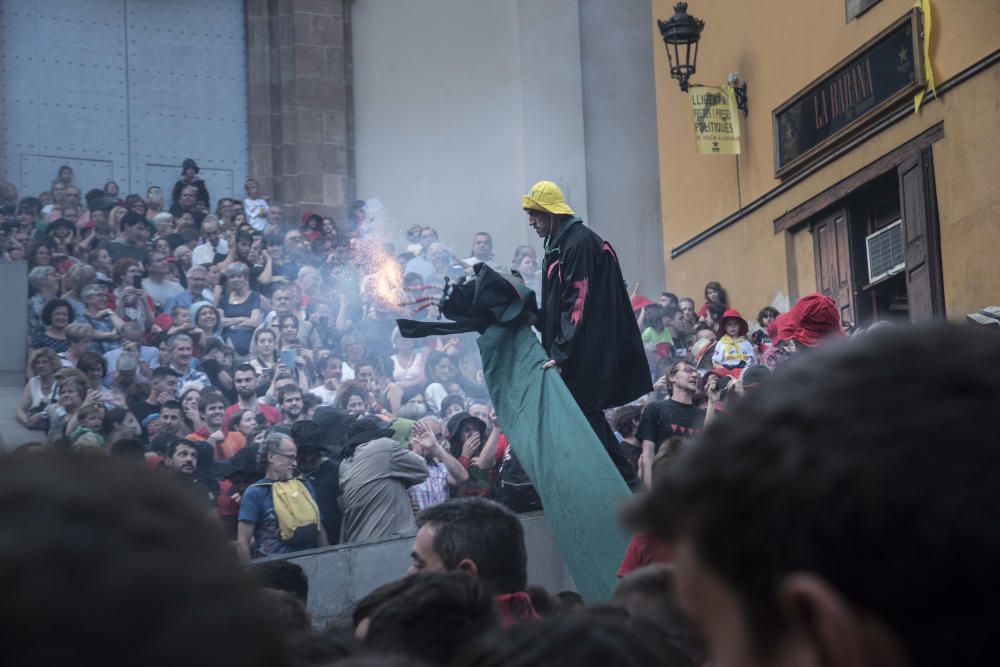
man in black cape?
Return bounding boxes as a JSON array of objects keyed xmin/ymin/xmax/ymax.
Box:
[{"xmin": 523, "ymin": 180, "xmax": 652, "ymax": 484}]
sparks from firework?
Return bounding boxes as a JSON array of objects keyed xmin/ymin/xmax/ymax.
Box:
[{"xmin": 354, "ymin": 239, "xmax": 404, "ymax": 310}]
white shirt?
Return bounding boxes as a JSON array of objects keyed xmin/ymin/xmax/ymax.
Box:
[
  {"xmin": 192, "ymin": 239, "xmax": 229, "ymax": 266},
  {"xmin": 244, "ymin": 198, "xmax": 269, "ymax": 232}
]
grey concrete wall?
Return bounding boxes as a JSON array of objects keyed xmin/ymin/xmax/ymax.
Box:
[
  {"xmin": 271, "ymin": 511, "xmax": 575, "ymax": 626},
  {"xmin": 0, "ymin": 261, "xmax": 27, "ymax": 373},
  {"xmin": 579, "ymin": 0, "xmax": 665, "ymax": 296},
  {"xmin": 350, "ymin": 0, "xmax": 590, "ymax": 266}
]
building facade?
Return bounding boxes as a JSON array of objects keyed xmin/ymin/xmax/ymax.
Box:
[
  {"xmin": 651, "ymin": 0, "xmax": 999, "ymax": 324},
  {"xmin": 0, "ymin": 0, "xmax": 666, "ymax": 292}
]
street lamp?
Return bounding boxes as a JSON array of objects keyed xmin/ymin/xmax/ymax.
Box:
[{"xmin": 657, "ymin": 2, "xmax": 704, "ymax": 93}]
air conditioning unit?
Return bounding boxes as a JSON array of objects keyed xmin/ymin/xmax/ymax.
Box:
[{"xmin": 865, "ymin": 219, "xmax": 905, "ymax": 283}]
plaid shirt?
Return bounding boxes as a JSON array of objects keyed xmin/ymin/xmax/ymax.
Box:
[{"xmin": 408, "ymin": 459, "xmax": 450, "ymax": 511}]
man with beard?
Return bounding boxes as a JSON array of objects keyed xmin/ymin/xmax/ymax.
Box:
[
  {"xmin": 523, "ymin": 181, "xmax": 651, "ymax": 485},
  {"xmin": 224, "ymin": 364, "xmax": 282, "ymax": 430},
  {"xmin": 161, "ymin": 438, "xmax": 216, "ymax": 509},
  {"xmin": 635, "ymin": 360, "xmax": 707, "ymax": 485},
  {"xmin": 278, "ymin": 385, "xmax": 304, "ymax": 427},
  {"xmin": 237, "ymin": 432, "xmax": 328, "ymax": 560}
]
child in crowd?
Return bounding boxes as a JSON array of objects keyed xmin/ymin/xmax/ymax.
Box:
[
  {"xmin": 712, "ymin": 309, "xmax": 755, "ymax": 372},
  {"xmin": 639, "ymin": 305, "xmax": 674, "ymax": 359},
  {"xmin": 243, "ymin": 178, "xmax": 269, "ymax": 233},
  {"xmin": 750, "ymin": 305, "xmax": 779, "ymax": 350}
]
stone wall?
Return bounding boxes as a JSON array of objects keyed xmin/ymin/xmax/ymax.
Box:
[
  {"xmin": 245, "ymin": 0, "xmax": 354, "ymax": 226},
  {"xmin": 264, "ymin": 511, "xmax": 576, "ymax": 627}
]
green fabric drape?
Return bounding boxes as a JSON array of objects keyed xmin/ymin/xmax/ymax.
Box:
[{"xmin": 478, "ymin": 319, "xmax": 631, "ymax": 603}]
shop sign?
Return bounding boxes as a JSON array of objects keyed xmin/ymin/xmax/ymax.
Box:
[{"xmin": 773, "ymin": 9, "xmax": 924, "ymax": 177}]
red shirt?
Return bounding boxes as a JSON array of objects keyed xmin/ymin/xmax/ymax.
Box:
[{"xmin": 618, "ymin": 532, "xmax": 674, "ymax": 577}]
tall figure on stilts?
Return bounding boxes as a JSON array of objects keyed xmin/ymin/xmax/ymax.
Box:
[{"xmin": 523, "ymin": 181, "xmax": 653, "ymax": 485}]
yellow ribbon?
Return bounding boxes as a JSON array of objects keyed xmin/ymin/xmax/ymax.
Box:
[{"xmin": 913, "ymin": 0, "xmax": 937, "ymax": 113}]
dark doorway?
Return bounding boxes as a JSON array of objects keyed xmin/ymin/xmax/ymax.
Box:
[{"xmin": 810, "ymin": 147, "xmax": 943, "ymax": 328}]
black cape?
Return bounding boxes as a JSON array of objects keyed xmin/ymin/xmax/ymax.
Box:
[{"xmin": 540, "ymin": 218, "xmax": 652, "ymax": 412}]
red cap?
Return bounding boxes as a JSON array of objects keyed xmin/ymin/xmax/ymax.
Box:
[{"xmin": 719, "ymin": 309, "xmax": 749, "ymax": 337}]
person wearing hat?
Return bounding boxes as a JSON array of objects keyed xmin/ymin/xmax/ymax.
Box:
[
  {"xmin": 171, "ymin": 158, "xmax": 210, "ymax": 208},
  {"xmin": 522, "ymin": 180, "xmax": 651, "ymax": 484},
  {"xmin": 338, "ymin": 418, "xmax": 429, "ymax": 544},
  {"xmin": 292, "ymin": 419, "xmax": 343, "ymax": 546},
  {"xmin": 444, "ymin": 411, "xmax": 494, "ymax": 499},
  {"xmin": 712, "ymin": 309, "xmax": 755, "ymax": 373}
]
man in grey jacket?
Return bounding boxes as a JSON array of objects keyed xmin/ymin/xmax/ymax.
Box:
[{"xmin": 339, "ymin": 418, "xmax": 428, "ymax": 544}]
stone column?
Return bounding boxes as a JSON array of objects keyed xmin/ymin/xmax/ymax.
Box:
[{"xmin": 245, "ymin": 0, "xmax": 354, "ymax": 228}]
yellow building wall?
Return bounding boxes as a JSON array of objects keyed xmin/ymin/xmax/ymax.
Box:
[{"xmin": 651, "ymin": 0, "xmax": 1000, "ymax": 316}]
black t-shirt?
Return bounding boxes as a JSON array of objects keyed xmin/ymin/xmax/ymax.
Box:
[
  {"xmin": 299, "ymin": 458, "xmax": 342, "ymax": 545},
  {"xmin": 635, "ymin": 399, "xmax": 705, "ymax": 450}
]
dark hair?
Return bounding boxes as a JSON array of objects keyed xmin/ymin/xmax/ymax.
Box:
[
  {"xmin": 703, "ymin": 281, "xmax": 727, "ymax": 305},
  {"xmin": 198, "ymin": 391, "xmax": 227, "ymax": 414},
  {"xmin": 336, "ymin": 381, "xmax": 368, "ymax": 411},
  {"xmin": 643, "ymin": 305, "xmax": 669, "ymax": 325},
  {"xmin": 121, "ymin": 210, "xmax": 147, "ymax": 228},
  {"xmin": 166, "ymin": 438, "xmax": 198, "ymax": 458},
  {"xmin": 228, "ymin": 409, "xmax": 257, "ymax": 432},
  {"xmin": 277, "ymin": 385, "xmax": 303, "ymax": 404},
  {"xmin": 302, "ymin": 392, "xmax": 322, "ymax": 414},
  {"xmin": 277, "ymin": 312, "xmax": 299, "ymax": 335},
  {"xmin": 76, "ymin": 351, "xmax": 107, "ymax": 377},
  {"xmin": 365, "ymin": 572, "xmax": 498, "ymax": 665},
  {"xmin": 104, "ymin": 407, "xmax": 131, "ymax": 432},
  {"xmin": 555, "ymin": 590, "xmax": 585, "ymax": 615},
  {"xmin": 614, "ymin": 405, "xmax": 642, "ymax": 438},
  {"xmin": 0, "ymin": 454, "xmax": 286, "ymax": 666},
  {"xmin": 108, "ymin": 437, "xmax": 145, "ymax": 461},
  {"xmin": 757, "ymin": 305, "xmax": 780, "ymax": 326},
  {"xmin": 424, "ymin": 350, "xmax": 456, "ymax": 384},
  {"xmin": 352, "ymin": 576, "xmax": 417, "ymax": 629},
  {"xmin": 258, "ymin": 588, "xmax": 311, "ymax": 635},
  {"xmin": 612, "ymin": 565, "xmax": 703, "ymax": 664},
  {"xmin": 455, "ymin": 611, "xmax": 683, "ymax": 667},
  {"xmin": 41, "ymin": 298, "xmax": 73, "ymax": 326},
  {"xmin": 160, "ymin": 400, "xmax": 183, "ymax": 414},
  {"xmin": 151, "ymin": 365, "xmax": 181, "ymax": 381},
  {"xmin": 287, "ymin": 626, "xmax": 362, "ymax": 666},
  {"xmin": 706, "ymin": 302, "xmax": 727, "ymax": 322},
  {"xmin": 235, "ymin": 363, "xmax": 257, "ymax": 377},
  {"xmin": 19, "ymin": 196, "xmax": 42, "ymax": 215},
  {"xmin": 526, "ymin": 585, "xmax": 557, "ymax": 617},
  {"xmin": 439, "ymin": 394, "xmax": 466, "ymax": 419},
  {"xmin": 415, "ymin": 498, "xmax": 527, "ymax": 594},
  {"xmin": 631, "ymin": 323, "xmax": 1000, "ymax": 665}
]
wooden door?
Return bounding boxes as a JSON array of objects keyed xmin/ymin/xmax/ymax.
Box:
[
  {"xmin": 812, "ymin": 207, "xmax": 855, "ymax": 326},
  {"xmin": 897, "ymin": 149, "xmax": 945, "ymax": 320}
]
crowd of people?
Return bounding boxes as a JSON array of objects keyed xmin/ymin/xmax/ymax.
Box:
[
  {"xmin": 9, "ymin": 160, "xmax": 852, "ymax": 552},
  {"xmin": 3, "ymin": 161, "xmax": 998, "ymax": 666}
]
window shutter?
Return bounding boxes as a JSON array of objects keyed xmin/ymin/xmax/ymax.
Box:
[
  {"xmin": 812, "ymin": 207, "xmax": 855, "ymax": 326},
  {"xmin": 897, "ymin": 149, "xmax": 945, "ymax": 320}
]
